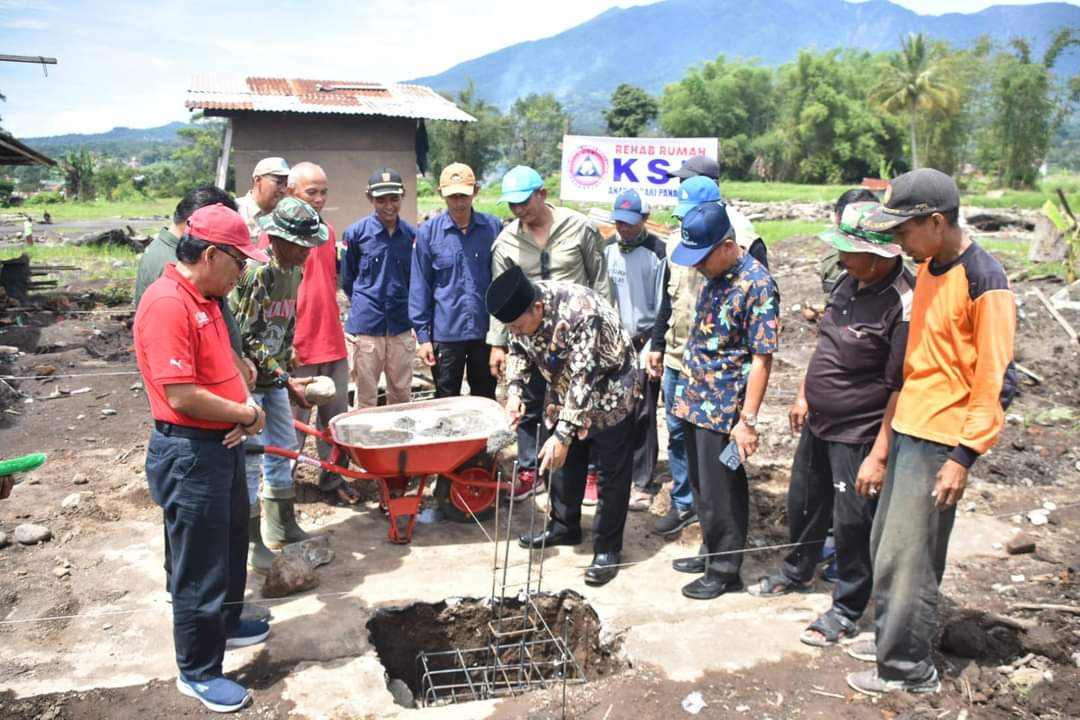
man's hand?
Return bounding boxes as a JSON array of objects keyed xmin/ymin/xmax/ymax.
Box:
[
  {"xmin": 933, "ymin": 459, "xmax": 968, "ymax": 511},
  {"xmin": 646, "ymin": 351, "xmax": 664, "ymax": 381},
  {"xmin": 224, "ymin": 425, "xmax": 249, "ymax": 448},
  {"xmin": 789, "ymin": 396, "xmax": 808, "ymax": 436},
  {"xmin": 504, "ymin": 395, "xmax": 525, "ymax": 430},
  {"xmin": 730, "ymin": 420, "xmax": 760, "ymax": 463},
  {"xmin": 855, "ymin": 454, "xmax": 887, "ymax": 498},
  {"xmin": 286, "ymin": 377, "xmax": 314, "ymax": 409},
  {"xmin": 489, "ymin": 346, "xmax": 507, "ymax": 379},
  {"xmin": 538, "ymin": 435, "xmax": 570, "ymax": 475},
  {"xmin": 417, "ymin": 342, "xmax": 436, "ymax": 367}
]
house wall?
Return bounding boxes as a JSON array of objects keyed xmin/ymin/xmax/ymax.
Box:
[{"xmin": 229, "ymin": 113, "xmax": 419, "ymax": 232}]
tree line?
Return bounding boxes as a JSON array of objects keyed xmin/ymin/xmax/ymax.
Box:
[
  {"xmin": 430, "ymin": 30, "xmax": 1079, "ymax": 190},
  {"xmin": 4, "ymin": 29, "xmax": 1076, "ymax": 206}
]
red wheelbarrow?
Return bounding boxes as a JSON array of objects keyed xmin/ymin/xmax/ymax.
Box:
[{"xmin": 249, "ymin": 396, "xmax": 512, "ymax": 544}]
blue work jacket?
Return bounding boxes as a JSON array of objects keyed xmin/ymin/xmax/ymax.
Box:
[
  {"xmin": 409, "ymin": 210, "xmax": 502, "ymax": 344},
  {"xmin": 340, "ymin": 213, "xmax": 416, "ymax": 336}
]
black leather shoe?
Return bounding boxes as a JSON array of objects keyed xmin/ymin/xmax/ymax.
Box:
[
  {"xmin": 681, "ymin": 575, "xmax": 744, "ymax": 600},
  {"xmin": 584, "ymin": 552, "xmax": 620, "ymax": 586},
  {"xmin": 672, "ymin": 554, "xmax": 707, "ymax": 574},
  {"xmin": 518, "ymin": 527, "xmax": 582, "ymax": 550}
]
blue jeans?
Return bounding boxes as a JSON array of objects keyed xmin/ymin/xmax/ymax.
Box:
[
  {"xmin": 871, "ymin": 432, "xmax": 955, "ymax": 682},
  {"xmin": 146, "ymin": 429, "xmax": 247, "ymax": 680},
  {"xmin": 245, "ymin": 387, "xmax": 297, "ymax": 503},
  {"xmin": 662, "ymin": 367, "xmax": 692, "ymax": 512}
]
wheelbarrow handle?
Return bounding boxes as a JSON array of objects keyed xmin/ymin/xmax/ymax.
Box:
[{"xmin": 247, "ymin": 443, "xmax": 368, "ymax": 480}]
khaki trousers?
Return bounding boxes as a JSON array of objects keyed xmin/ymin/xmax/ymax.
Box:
[{"xmin": 347, "ymin": 332, "xmax": 414, "ymax": 408}]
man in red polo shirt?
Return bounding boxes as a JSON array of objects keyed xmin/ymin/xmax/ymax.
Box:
[
  {"xmin": 135, "ymin": 203, "xmax": 270, "ymax": 713},
  {"xmin": 283, "ymin": 162, "xmax": 358, "ymax": 504}
]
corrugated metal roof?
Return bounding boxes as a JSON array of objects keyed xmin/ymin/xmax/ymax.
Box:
[
  {"xmin": 0, "ymin": 133, "xmax": 56, "ymax": 167},
  {"xmin": 186, "ymin": 76, "xmax": 475, "ymax": 122}
]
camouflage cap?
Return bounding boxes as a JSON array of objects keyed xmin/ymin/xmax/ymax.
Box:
[
  {"xmin": 258, "ymin": 197, "xmax": 329, "ymax": 248},
  {"xmin": 819, "ymin": 202, "xmax": 902, "ymax": 258}
]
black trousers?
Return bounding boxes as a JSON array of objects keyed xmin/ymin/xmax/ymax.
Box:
[
  {"xmin": 781, "ymin": 426, "xmax": 877, "ymax": 621},
  {"xmin": 631, "ymin": 371, "xmax": 660, "ymax": 490},
  {"xmin": 146, "ymin": 430, "xmax": 248, "ymax": 680},
  {"xmin": 547, "ymin": 413, "xmax": 634, "ymax": 554},
  {"xmin": 685, "ymin": 423, "xmax": 748, "ymax": 580},
  {"xmin": 515, "ymin": 368, "xmax": 548, "ymax": 471},
  {"xmin": 433, "ymin": 339, "xmax": 496, "ymax": 399}
]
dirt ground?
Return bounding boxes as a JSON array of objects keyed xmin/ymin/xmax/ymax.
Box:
[{"xmin": 1, "ymin": 235, "xmax": 1078, "ymax": 719}]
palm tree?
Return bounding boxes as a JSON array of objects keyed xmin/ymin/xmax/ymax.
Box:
[{"xmin": 870, "ymin": 33, "xmax": 959, "ymax": 170}]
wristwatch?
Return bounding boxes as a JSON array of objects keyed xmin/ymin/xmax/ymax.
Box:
[
  {"xmin": 273, "ymin": 371, "xmax": 290, "ymax": 389},
  {"xmin": 741, "ymin": 414, "xmax": 758, "ymax": 429}
]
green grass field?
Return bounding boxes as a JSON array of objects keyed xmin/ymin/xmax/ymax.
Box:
[{"xmin": 18, "ymin": 198, "xmax": 178, "ymax": 222}]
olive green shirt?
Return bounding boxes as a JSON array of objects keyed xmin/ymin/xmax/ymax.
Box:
[{"xmin": 487, "ymin": 205, "xmax": 613, "ymax": 346}]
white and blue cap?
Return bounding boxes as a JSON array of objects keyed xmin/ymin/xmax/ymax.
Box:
[
  {"xmin": 672, "ymin": 202, "xmax": 733, "ymax": 267},
  {"xmin": 673, "ymin": 176, "xmax": 722, "ymax": 219},
  {"xmin": 611, "ymin": 189, "xmax": 650, "ymax": 224},
  {"xmin": 499, "ymin": 165, "xmax": 545, "ymax": 204}
]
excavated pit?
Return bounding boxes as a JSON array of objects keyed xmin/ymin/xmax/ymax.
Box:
[{"xmin": 366, "ymin": 591, "xmax": 622, "ymax": 708}]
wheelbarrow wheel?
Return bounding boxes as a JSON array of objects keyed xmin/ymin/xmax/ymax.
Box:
[{"xmin": 435, "ymin": 467, "xmax": 497, "ymax": 524}]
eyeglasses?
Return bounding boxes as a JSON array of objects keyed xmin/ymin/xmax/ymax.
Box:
[
  {"xmin": 539, "ymin": 249, "xmax": 551, "ymax": 280},
  {"xmin": 259, "ymin": 175, "xmax": 287, "ymax": 187},
  {"xmin": 214, "ymin": 245, "xmax": 247, "ymax": 273}
]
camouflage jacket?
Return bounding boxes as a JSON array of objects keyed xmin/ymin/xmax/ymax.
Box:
[
  {"xmin": 228, "ymin": 251, "xmax": 302, "ymax": 389},
  {"xmin": 505, "ymin": 281, "xmax": 639, "ymax": 439}
]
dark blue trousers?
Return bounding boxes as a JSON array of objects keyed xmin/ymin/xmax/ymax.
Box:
[{"xmin": 146, "ymin": 429, "xmax": 248, "ymax": 680}]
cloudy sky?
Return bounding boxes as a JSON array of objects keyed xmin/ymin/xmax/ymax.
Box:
[{"xmin": 0, "ymin": 0, "xmax": 1072, "ymax": 137}]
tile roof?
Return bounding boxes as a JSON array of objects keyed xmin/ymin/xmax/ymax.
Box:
[
  {"xmin": 185, "ymin": 77, "xmax": 475, "ymax": 122},
  {"xmin": 0, "ymin": 133, "xmax": 56, "ymax": 167}
]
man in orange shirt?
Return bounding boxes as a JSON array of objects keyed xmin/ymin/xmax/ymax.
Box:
[{"xmin": 847, "ymin": 169, "xmax": 1015, "ymax": 696}]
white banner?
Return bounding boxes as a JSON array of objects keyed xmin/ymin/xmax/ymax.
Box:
[{"xmin": 559, "ymin": 135, "xmax": 719, "ymax": 206}]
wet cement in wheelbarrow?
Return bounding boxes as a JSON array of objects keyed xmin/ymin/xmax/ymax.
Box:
[
  {"xmin": 366, "ymin": 591, "xmax": 623, "ymax": 708},
  {"xmin": 336, "ymin": 408, "xmax": 515, "ymax": 455}
]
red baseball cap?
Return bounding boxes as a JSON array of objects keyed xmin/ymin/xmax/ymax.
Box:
[{"xmin": 186, "ymin": 203, "xmax": 269, "ymax": 262}]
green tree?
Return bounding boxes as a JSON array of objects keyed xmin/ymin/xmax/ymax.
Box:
[
  {"xmin": 870, "ymin": 33, "xmax": 960, "ymax": 170},
  {"xmin": 659, "ymin": 56, "xmax": 775, "ymax": 178},
  {"xmin": 980, "ymin": 30, "xmax": 1079, "ymax": 187},
  {"xmin": 764, "ymin": 49, "xmax": 903, "ymax": 183},
  {"xmin": 60, "ymin": 148, "xmax": 96, "ymax": 200},
  {"xmin": 170, "ymin": 119, "xmax": 226, "ymax": 191},
  {"xmin": 504, "ymin": 93, "xmax": 569, "ymax": 177},
  {"xmin": 427, "ymin": 81, "xmax": 507, "ymax": 183},
  {"xmin": 603, "ymin": 84, "xmax": 658, "ymax": 137}
]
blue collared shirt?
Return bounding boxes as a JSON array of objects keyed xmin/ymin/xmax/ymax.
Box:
[
  {"xmin": 341, "ymin": 213, "xmax": 416, "ymax": 336},
  {"xmin": 409, "ymin": 210, "xmax": 502, "ymax": 344}
]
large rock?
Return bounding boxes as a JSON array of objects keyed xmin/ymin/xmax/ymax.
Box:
[
  {"xmin": 261, "ymin": 552, "xmax": 319, "ymax": 598},
  {"xmin": 14, "ymin": 524, "xmax": 52, "ymax": 545},
  {"xmin": 282, "ymin": 536, "xmax": 334, "ymax": 569}
]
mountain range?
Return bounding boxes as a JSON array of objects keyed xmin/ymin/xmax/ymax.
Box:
[{"xmin": 411, "ymin": 0, "xmax": 1080, "ymax": 129}]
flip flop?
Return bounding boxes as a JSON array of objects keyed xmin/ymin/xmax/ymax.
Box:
[
  {"xmin": 747, "ymin": 573, "xmax": 813, "ymax": 597},
  {"xmin": 800, "ymin": 608, "xmax": 858, "ymax": 647}
]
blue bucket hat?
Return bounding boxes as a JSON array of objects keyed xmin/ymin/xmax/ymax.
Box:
[
  {"xmin": 611, "ymin": 189, "xmax": 650, "ymax": 224},
  {"xmin": 673, "ymin": 176, "xmax": 722, "ymax": 219},
  {"xmin": 672, "ymin": 202, "xmax": 733, "ymax": 266},
  {"xmin": 499, "ymin": 165, "xmax": 545, "ymax": 204}
]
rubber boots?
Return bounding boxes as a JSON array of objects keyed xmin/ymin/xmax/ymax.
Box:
[
  {"xmin": 261, "ymin": 494, "xmax": 313, "ymax": 550},
  {"xmin": 248, "ymin": 507, "xmax": 276, "ymax": 574}
]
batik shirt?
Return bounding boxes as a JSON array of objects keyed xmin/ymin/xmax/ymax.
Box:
[
  {"xmin": 505, "ymin": 281, "xmax": 640, "ymax": 440},
  {"xmin": 673, "ymin": 253, "xmax": 779, "ymax": 434},
  {"xmin": 228, "ymin": 250, "xmax": 302, "ymax": 390}
]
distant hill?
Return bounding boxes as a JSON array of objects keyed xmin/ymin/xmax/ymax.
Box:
[
  {"xmin": 411, "ymin": 0, "xmax": 1080, "ymax": 130},
  {"xmin": 21, "ymin": 121, "xmax": 191, "ymax": 163}
]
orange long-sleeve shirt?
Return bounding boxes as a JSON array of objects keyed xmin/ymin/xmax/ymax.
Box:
[{"xmin": 892, "ymin": 242, "xmax": 1015, "ymax": 468}]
